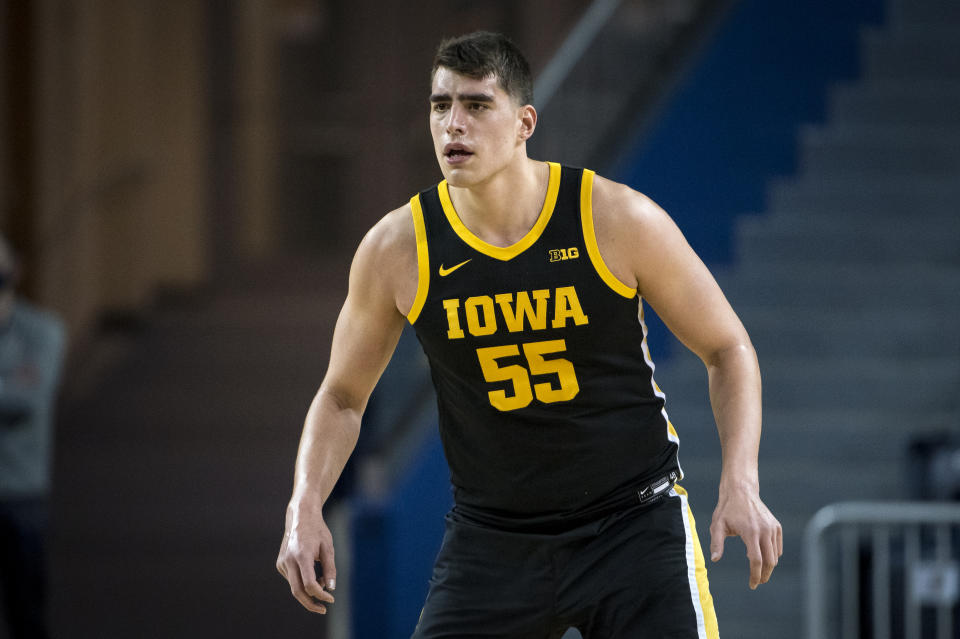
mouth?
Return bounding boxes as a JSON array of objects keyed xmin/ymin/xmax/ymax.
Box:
[{"xmin": 443, "ymin": 143, "xmax": 474, "ymax": 161}]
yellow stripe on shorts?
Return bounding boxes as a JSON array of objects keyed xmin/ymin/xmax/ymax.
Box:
[{"xmin": 672, "ymin": 485, "xmax": 719, "ymax": 639}]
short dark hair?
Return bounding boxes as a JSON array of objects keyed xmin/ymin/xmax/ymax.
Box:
[{"xmin": 432, "ymin": 31, "xmax": 533, "ymax": 106}]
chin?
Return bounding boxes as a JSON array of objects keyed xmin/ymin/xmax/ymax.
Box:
[
  {"xmin": 443, "ymin": 171, "xmax": 469, "ymax": 187},
  {"xmin": 440, "ymin": 166, "xmax": 475, "ymax": 188}
]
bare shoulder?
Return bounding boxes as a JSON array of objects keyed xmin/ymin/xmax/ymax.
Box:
[
  {"xmin": 589, "ymin": 174, "xmax": 682, "ymax": 291},
  {"xmin": 352, "ymin": 202, "xmax": 419, "ymax": 315},
  {"xmin": 591, "ymin": 174, "xmax": 670, "ymax": 232},
  {"xmin": 590, "ymin": 174, "xmax": 749, "ymax": 362},
  {"xmin": 358, "ymin": 202, "xmax": 416, "ymax": 263}
]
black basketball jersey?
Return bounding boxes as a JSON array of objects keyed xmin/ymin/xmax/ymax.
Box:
[{"xmin": 407, "ymin": 162, "xmax": 682, "ymax": 528}]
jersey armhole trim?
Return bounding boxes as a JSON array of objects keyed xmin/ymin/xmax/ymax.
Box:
[
  {"xmin": 580, "ymin": 169, "xmax": 638, "ymax": 299},
  {"xmin": 407, "ymin": 195, "xmax": 429, "ymax": 324}
]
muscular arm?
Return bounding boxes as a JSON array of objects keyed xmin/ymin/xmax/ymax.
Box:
[
  {"xmin": 277, "ymin": 206, "xmax": 416, "ymax": 613},
  {"xmin": 592, "ymin": 176, "xmax": 782, "ymax": 589}
]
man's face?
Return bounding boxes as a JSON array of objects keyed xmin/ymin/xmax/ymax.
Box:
[{"xmin": 429, "ymin": 67, "xmax": 528, "ymax": 187}]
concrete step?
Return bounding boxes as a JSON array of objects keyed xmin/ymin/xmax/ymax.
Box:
[
  {"xmin": 744, "ymin": 307, "xmax": 960, "ymax": 358},
  {"xmin": 797, "ymin": 125, "xmax": 960, "ymax": 178},
  {"xmin": 662, "ymin": 355, "xmax": 960, "ymax": 411},
  {"xmin": 736, "ymin": 213, "xmax": 960, "ymax": 267},
  {"xmin": 750, "ymin": 185, "xmax": 960, "ymax": 230},
  {"xmin": 862, "ymin": 25, "xmax": 960, "ymax": 79},
  {"xmin": 767, "ymin": 173, "xmax": 960, "ymax": 217},
  {"xmin": 756, "ymin": 209, "xmax": 960, "ymax": 249},
  {"xmin": 799, "ymin": 122, "xmax": 960, "ymax": 153},
  {"xmin": 828, "ymin": 81, "xmax": 960, "ymax": 127},
  {"xmin": 888, "ymin": 0, "xmax": 960, "ymax": 26},
  {"xmin": 667, "ymin": 405, "xmax": 941, "ymax": 463},
  {"xmin": 716, "ymin": 263, "xmax": 960, "ymax": 311},
  {"xmin": 868, "ymin": 22, "xmax": 960, "ymax": 42}
]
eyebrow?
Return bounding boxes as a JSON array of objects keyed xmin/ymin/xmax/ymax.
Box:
[{"xmin": 429, "ymin": 92, "xmax": 496, "ymax": 103}]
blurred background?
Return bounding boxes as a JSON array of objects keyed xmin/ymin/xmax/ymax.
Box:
[{"xmin": 1, "ymin": 0, "xmax": 958, "ymax": 638}]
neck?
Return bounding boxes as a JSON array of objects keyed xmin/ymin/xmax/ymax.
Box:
[{"xmin": 447, "ymin": 157, "xmax": 549, "ymax": 247}]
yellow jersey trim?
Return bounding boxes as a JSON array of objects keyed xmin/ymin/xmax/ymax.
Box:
[
  {"xmin": 580, "ymin": 169, "xmax": 638, "ymax": 299},
  {"xmin": 437, "ymin": 161, "xmax": 561, "ymax": 261},
  {"xmin": 407, "ymin": 195, "xmax": 430, "ymax": 324}
]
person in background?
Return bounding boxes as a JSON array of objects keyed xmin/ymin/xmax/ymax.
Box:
[{"xmin": 0, "ymin": 235, "xmax": 66, "ymax": 639}]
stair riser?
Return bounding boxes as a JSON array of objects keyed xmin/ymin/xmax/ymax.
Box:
[
  {"xmin": 769, "ymin": 179, "xmax": 960, "ymax": 215},
  {"xmin": 748, "ymin": 325, "xmax": 960, "ymax": 359},
  {"xmin": 722, "ymin": 280, "xmax": 960, "ymax": 312},
  {"xmin": 736, "ymin": 230, "xmax": 960, "ymax": 266},
  {"xmin": 674, "ymin": 421, "xmax": 910, "ymax": 463},
  {"xmin": 768, "ymin": 198, "xmax": 960, "ymax": 220},
  {"xmin": 864, "ymin": 39, "xmax": 960, "ymax": 79},
  {"xmin": 800, "ymin": 145, "xmax": 960, "ymax": 176},
  {"xmin": 743, "ymin": 208, "xmax": 960, "ymax": 234},
  {"xmin": 830, "ymin": 92, "xmax": 960, "ymax": 126},
  {"xmin": 668, "ymin": 379, "xmax": 957, "ymax": 412},
  {"xmin": 887, "ymin": 0, "xmax": 960, "ymax": 25}
]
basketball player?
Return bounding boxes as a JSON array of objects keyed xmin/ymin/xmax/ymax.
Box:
[{"xmin": 277, "ymin": 31, "xmax": 781, "ymax": 637}]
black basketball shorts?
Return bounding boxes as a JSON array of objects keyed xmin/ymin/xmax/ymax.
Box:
[{"xmin": 410, "ymin": 486, "xmax": 718, "ymax": 639}]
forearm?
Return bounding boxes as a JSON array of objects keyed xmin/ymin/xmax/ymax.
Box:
[
  {"xmin": 706, "ymin": 342, "xmax": 762, "ymax": 491},
  {"xmin": 288, "ymin": 387, "xmax": 363, "ymax": 516}
]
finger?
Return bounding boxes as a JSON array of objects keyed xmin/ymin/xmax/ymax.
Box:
[
  {"xmin": 298, "ymin": 554, "xmax": 335, "ymax": 605},
  {"xmin": 745, "ymin": 536, "xmax": 763, "ymax": 590},
  {"xmin": 760, "ymin": 533, "xmax": 777, "ymax": 585},
  {"xmin": 288, "ymin": 562, "xmax": 329, "ymax": 614},
  {"xmin": 776, "ymin": 521, "xmax": 783, "ymax": 558},
  {"xmin": 319, "ymin": 541, "xmax": 338, "ymax": 592},
  {"xmin": 709, "ymin": 520, "xmax": 726, "ymax": 562}
]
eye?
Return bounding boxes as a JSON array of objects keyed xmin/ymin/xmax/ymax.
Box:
[
  {"xmin": 469, "ymin": 103, "xmax": 489, "ymax": 112},
  {"xmin": 432, "ymin": 102, "xmax": 449, "ymax": 113}
]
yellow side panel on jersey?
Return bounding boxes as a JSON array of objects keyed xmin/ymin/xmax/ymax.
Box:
[
  {"xmin": 407, "ymin": 195, "xmax": 430, "ymax": 324},
  {"xmin": 668, "ymin": 420, "xmax": 679, "ymax": 440},
  {"xmin": 437, "ymin": 162, "xmax": 561, "ymax": 261},
  {"xmin": 579, "ymin": 170, "xmax": 638, "ymax": 299}
]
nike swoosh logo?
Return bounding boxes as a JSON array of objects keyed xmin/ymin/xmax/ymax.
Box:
[{"xmin": 438, "ymin": 259, "xmax": 472, "ymax": 277}]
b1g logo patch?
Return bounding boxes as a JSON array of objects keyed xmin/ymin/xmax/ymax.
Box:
[{"xmin": 549, "ymin": 247, "xmax": 580, "ymax": 262}]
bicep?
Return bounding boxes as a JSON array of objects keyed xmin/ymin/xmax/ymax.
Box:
[
  {"xmin": 321, "ymin": 289, "xmax": 405, "ymax": 413},
  {"xmin": 319, "ymin": 226, "xmax": 408, "ymax": 413},
  {"xmin": 631, "ymin": 202, "xmax": 750, "ymax": 365}
]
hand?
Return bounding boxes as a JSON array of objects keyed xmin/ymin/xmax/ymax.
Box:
[
  {"xmin": 276, "ymin": 502, "xmax": 337, "ymax": 613},
  {"xmin": 709, "ymin": 482, "xmax": 782, "ymax": 589}
]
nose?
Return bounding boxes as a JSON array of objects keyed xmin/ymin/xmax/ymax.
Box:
[{"xmin": 446, "ymin": 103, "xmax": 466, "ymax": 136}]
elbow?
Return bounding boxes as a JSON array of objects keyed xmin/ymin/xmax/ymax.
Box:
[
  {"xmin": 317, "ymin": 384, "xmax": 363, "ymax": 414},
  {"xmin": 704, "ymin": 340, "xmax": 758, "ymax": 373}
]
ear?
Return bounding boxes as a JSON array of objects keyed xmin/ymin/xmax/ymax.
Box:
[{"xmin": 517, "ymin": 104, "xmax": 537, "ymax": 142}]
